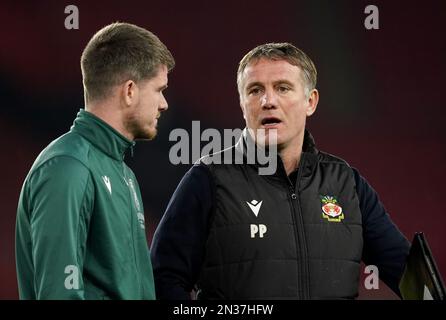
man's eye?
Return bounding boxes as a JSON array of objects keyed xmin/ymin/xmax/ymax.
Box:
[
  {"xmin": 248, "ymin": 88, "xmax": 261, "ymax": 95},
  {"xmin": 277, "ymin": 86, "xmax": 290, "ymax": 93}
]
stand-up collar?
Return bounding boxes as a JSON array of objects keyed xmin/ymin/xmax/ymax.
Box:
[
  {"xmin": 234, "ymin": 128, "xmax": 319, "ymax": 180},
  {"xmin": 70, "ymin": 109, "xmax": 135, "ymax": 161},
  {"xmin": 235, "ymin": 128, "xmax": 318, "ymax": 161}
]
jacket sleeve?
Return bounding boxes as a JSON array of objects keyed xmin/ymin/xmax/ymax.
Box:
[
  {"xmin": 26, "ymin": 156, "xmax": 93, "ymax": 299},
  {"xmin": 353, "ymin": 168, "xmax": 410, "ymax": 297},
  {"xmin": 150, "ymin": 164, "xmax": 214, "ymax": 300}
]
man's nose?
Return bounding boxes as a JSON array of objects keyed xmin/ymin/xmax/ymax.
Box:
[
  {"xmin": 159, "ymin": 93, "xmax": 168, "ymax": 111},
  {"xmin": 261, "ymin": 90, "xmax": 278, "ymax": 109}
]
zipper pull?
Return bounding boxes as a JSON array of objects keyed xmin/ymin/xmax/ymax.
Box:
[{"xmin": 290, "ymin": 187, "xmax": 297, "ymax": 199}]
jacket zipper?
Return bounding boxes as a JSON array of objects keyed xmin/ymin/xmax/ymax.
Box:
[
  {"xmin": 286, "ymin": 153, "xmax": 310, "ymax": 299},
  {"xmin": 122, "ymin": 161, "xmax": 144, "ymax": 298}
]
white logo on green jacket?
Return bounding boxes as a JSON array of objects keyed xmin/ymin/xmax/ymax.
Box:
[
  {"xmin": 127, "ymin": 178, "xmax": 145, "ymax": 229},
  {"xmin": 102, "ymin": 175, "xmax": 112, "ymax": 195}
]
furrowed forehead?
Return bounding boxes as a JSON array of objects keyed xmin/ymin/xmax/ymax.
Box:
[{"xmin": 242, "ymin": 59, "xmax": 302, "ymax": 86}]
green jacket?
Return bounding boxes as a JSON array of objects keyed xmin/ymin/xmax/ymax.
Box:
[{"xmin": 16, "ymin": 109, "xmax": 156, "ymax": 299}]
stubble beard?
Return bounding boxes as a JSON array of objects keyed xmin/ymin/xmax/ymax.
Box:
[{"xmin": 125, "ymin": 114, "xmax": 157, "ymax": 141}]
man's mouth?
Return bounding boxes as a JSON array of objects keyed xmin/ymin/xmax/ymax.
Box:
[{"xmin": 261, "ymin": 117, "xmax": 282, "ymax": 127}]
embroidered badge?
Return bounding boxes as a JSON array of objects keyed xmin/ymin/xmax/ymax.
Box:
[{"xmin": 321, "ymin": 196, "xmax": 344, "ymax": 222}]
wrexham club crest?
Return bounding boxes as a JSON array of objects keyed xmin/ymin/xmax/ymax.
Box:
[{"xmin": 321, "ymin": 195, "xmax": 344, "ymax": 222}]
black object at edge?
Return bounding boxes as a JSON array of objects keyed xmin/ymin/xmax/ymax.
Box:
[{"xmin": 399, "ymin": 232, "xmax": 446, "ymax": 300}]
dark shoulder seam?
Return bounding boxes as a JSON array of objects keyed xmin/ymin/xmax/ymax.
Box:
[
  {"xmin": 319, "ymin": 160, "xmax": 350, "ymax": 165},
  {"xmin": 195, "ymin": 162, "xmax": 216, "ymax": 211},
  {"xmin": 76, "ymin": 172, "xmax": 94, "ymax": 269}
]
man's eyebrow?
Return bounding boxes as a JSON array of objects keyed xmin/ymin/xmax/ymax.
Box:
[
  {"xmin": 245, "ymin": 82, "xmax": 263, "ymax": 90},
  {"xmin": 159, "ymin": 84, "xmax": 168, "ymax": 90},
  {"xmin": 272, "ymin": 80, "xmax": 295, "ymax": 87},
  {"xmin": 245, "ymin": 80, "xmax": 295, "ymax": 90}
]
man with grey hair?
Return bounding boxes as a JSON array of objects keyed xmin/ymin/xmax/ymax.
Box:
[
  {"xmin": 151, "ymin": 43, "xmax": 409, "ymax": 299},
  {"xmin": 16, "ymin": 22, "xmax": 174, "ymax": 299}
]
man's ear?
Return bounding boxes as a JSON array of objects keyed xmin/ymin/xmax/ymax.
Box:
[
  {"xmin": 122, "ymin": 80, "xmax": 138, "ymax": 107},
  {"xmin": 240, "ymin": 100, "xmax": 247, "ymax": 120},
  {"xmin": 306, "ymin": 89, "xmax": 319, "ymax": 117}
]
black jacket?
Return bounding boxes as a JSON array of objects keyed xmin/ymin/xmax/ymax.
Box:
[{"xmin": 151, "ymin": 130, "xmax": 410, "ymax": 299}]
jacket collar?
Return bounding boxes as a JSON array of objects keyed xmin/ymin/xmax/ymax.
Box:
[
  {"xmin": 70, "ymin": 109, "xmax": 135, "ymax": 161},
  {"xmin": 235, "ymin": 128, "xmax": 319, "ymax": 181}
]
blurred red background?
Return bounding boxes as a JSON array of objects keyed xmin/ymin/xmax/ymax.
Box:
[{"xmin": 1, "ymin": 0, "xmax": 445, "ymax": 299}]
